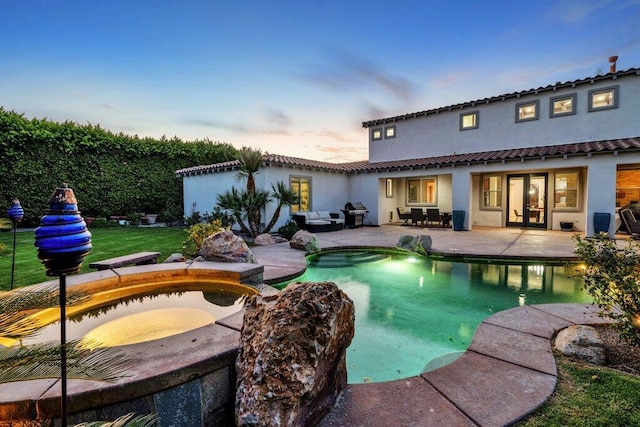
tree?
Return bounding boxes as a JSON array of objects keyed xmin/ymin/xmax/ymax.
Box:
[
  {"xmin": 263, "ymin": 181, "xmax": 299, "ymax": 234},
  {"xmin": 216, "ymin": 188, "xmax": 252, "ymax": 237},
  {"xmin": 573, "ymin": 233, "xmax": 640, "ymax": 346},
  {"xmin": 235, "ymin": 146, "xmax": 263, "ymax": 194},
  {"xmin": 235, "ymin": 147, "xmax": 264, "ymax": 232}
]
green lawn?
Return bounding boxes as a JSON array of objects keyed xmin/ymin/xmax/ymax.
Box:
[
  {"xmin": 518, "ymin": 357, "xmax": 640, "ymax": 426},
  {"xmin": 0, "ymin": 226, "xmax": 187, "ymax": 290}
]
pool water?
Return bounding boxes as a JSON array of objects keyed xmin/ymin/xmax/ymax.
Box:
[{"xmin": 278, "ymin": 250, "xmax": 591, "ymax": 384}]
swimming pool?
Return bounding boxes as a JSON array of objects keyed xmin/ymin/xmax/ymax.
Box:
[{"xmin": 277, "ymin": 250, "xmax": 591, "ymax": 384}]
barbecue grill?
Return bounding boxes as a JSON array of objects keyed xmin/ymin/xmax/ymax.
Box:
[{"xmin": 342, "ymin": 202, "xmax": 368, "ymax": 228}]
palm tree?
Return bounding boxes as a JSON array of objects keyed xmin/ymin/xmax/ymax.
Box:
[
  {"xmin": 263, "ymin": 181, "xmax": 299, "ymax": 234},
  {"xmin": 241, "ymin": 189, "xmax": 271, "ymax": 237},
  {"xmin": 216, "ymin": 188, "xmax": 252, "ymax": 237},
  {"xmin": 235, "ymin": 147, "xmax": 263, "ymax": 194}
]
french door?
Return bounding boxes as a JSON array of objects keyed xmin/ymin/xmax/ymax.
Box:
[{"xmin": 507, "ymin": 174, "xmax": 548, "ymax": 228}]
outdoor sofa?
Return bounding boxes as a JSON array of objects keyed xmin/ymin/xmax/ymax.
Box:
[{"xmin": 292, "ymin": 211, "xmax": 345, "ymax": 232}]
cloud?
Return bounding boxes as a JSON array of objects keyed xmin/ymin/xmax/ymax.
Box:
[
  {"xmin": 430, "ymin": 69, "xmax": 472, "ymax": 89},
  {"xmin": 313, "ymin": 144, "xmax": 368, "ymax": 162},
  {"xmin": 263, "ymin": 107, "xmax": 292, "ymax": 127},
  {"xmin": 550, "ymin": 0, "xmax": 615, "ymax": 24},
  {"xmin": 301, "ymin": 50, "xmax": 418, "ymax": 104},
  {"xmin": 185, "ymin": 116, "xmax": 293, "ymax": 138},
  {"xmin": 186, "ymin": 117, "xmax": 251, "ymax": 133}
]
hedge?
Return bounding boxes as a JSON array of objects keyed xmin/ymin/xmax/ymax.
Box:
[{"xmin": 0, "ymin": 108, "xmax": 237, "ymax": 226}]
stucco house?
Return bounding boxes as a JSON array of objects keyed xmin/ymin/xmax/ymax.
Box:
[{"xmin": 177, "ymin": 65, "xmax": 640, "ymax": 236}]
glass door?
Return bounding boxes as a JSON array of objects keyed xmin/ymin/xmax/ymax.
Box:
[{"xmin": 507, "ymin": 174, "xmax": 547, "ymax": 228}]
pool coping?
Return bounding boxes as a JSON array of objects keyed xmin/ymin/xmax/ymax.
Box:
[{"xmin": 250, "ymin": 227, "xmax": 613, "ymax": 426}]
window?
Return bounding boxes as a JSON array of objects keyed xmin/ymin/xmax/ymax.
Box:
[
  {"xmin": 550, "ymin": 93, "xmax": 576, "ymax": 117},
  {"xmin": 290, "ymin": 176, "xmax": 311, "ymax": 212},
  {"xmin": 482, "ymin": 175, "xmax": 502, "ymax": 208},
  {"xmin": 459, "ymin": 111, "xmax": 479, "ymax": 130},
  {"xmin": 384, "ymin": 125, "xmax": 396, "ymax": 139},
  {"xmin": 588, "ymin": 85, "xmax": 619, "ymax": 112},
  {"xmin": 407, "ymin": 178, "xmax": 437, "ymax": 204},
  {"xmin": 554, "ymin": 171, "xmax": 579, "ymax": 208},
  {"xmin": 371, "ymin": 128, "xmax": 382, "ymax": 141},
  {"xmin": 515, "ymin": 100, "xmax": 539, "ymax": 122}
]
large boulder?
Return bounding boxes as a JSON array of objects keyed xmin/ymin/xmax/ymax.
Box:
[
  {"xmin": 554, "ymin": 325, "xmax": 606, "ymax": 365},
  {"xmin": 289, "ymin": 230, "xmax": 320, "ymax": 253},
  {"xmin": 199, "ymin": 230, "xmax": 255, "ymax": 263},
  {"xmin": 254, "ymin": 233, "xmax": 277, "ymax": 246},
  {"xmin": 236, "ymin": 282, "xmax": 355, "ymax": 426}
]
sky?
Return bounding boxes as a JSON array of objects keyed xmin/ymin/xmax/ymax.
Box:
[{"xmin": 2, "ymin": 1, "xmax": 640, "ymax": 163}]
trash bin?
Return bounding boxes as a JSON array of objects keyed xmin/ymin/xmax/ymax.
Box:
[
  {"xmin": 452, "ymin": 210, "xmax": 465, "ymax": 231},
  {"xmin": 593, "ymin": 212, "xmax": 611, "ymax": 234}
]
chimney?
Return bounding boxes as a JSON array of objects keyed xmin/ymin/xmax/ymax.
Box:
[{"xmin": 609, "ymin": 55, "xmax": 618, "ymax": 73}]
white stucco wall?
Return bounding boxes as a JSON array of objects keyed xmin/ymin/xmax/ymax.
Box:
[
  {"xmin": 369, "ymin": 74, "xmax": 640, "ymax": 162},
  {"xmin": 181, "ymin": 171, "xmax": 238, "ymax": 220}
]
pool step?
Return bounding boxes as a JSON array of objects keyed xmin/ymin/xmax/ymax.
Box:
[{"xmin": 308, "ymin": 251, "xmax": 391, "ymax": 268}]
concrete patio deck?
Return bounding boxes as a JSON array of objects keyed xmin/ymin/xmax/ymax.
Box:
[{"xmin": 251, "ymin": 226, "xmax": 616, "ymax": 427}]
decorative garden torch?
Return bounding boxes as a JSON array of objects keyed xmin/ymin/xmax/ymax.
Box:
[
  {"xmin": 7, "ymin": 198, "xmax": 24, "ymax": 290},
  {"xmin": 34, "ymin": 184, "xmax": 92, "ymax": 427}
]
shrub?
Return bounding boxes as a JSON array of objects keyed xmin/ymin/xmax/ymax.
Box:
[
  {"xmin": 184, "ymin": 211, "xmax": 203, "ymax": 227},
  {"xmin": 277, "ymin": 220, "xmax": 300, "ymax": 240},
  {"xmin": 89, "ymin": 218, "xmax": 119, "ymax": 228},
  {"xmin": 203, "ymin": 207, "xmax": 235, "ymax": 229},
  {"xmin": 0, "ymin": 242, "xmax": 7, "ymax": 255},
  {"xmin": 573, "ymin": 233, "xmax": 640, "ymax": 346},
  {"xmin": 159, "ymin": 202, "xmax": 184, "ymax": 226},
  {"xmin": 182, "ymin": 220, "xmax": 226, "ymax": 258}
]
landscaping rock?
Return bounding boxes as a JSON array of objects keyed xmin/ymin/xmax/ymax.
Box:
[
  {"xmin": 289, "ymin": 230, "xmax": 320, "ymax": 253},
  {"xmin": 397, "ymin": 234, "xmax": 432, "ymax": 255},
  {"xmin": 199, "ymin": 230, "xmax": 256, "ymax": 263},
  {"xmin": 236, "ymin": 282, "xmax": 355, "ymax": 427},
  {"xmin": 554, "ymin": 325, "xmax": 606, "ymax": 365},
  {"xmin": 254, "ymin": 233, "xmax": 277, "ymax": 246},
  {"xmin": 163, "ymin": 253, "xmax": 186, "ymax": 263}
]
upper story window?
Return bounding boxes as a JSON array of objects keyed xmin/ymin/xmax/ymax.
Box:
[
  {"xmin": 515, "ymin": 100, "xmax": 539, "ymax": 122},
  {"xmin": 588, "ymin": 85, "xmax": 619, "ymax": 112},
  {"xmin": 290, "ymin": 176, "xmax": 311, "ymax": 212},
  {"xmin": 384, "ymin": 125, "xmax": 396, "ymax": 139},
  {"xmin": 459, "ymin": 111, "xmax": 479, "ymax": 131},
  {"xmin": 554, "ymin": 170, "xmax": 579, "ymax": 209},
  {"xmin": 371, "ymin": 128, "xmax": 382, "ymax": 141},
  {"xmin": 482, "ymin": 175, "xmax": 502, "ymax": 208},
  {"xmin": 550, "ymin": 93, "xmax": 576, "ymax": 117},
  {"xmin": 407, "ymin": 177, "xmax": 437, "ymax": 205}
]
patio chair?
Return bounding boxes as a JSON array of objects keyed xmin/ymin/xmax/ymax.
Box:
[
  {"xmin": 396, "ymin": 208, "xmax": 411, "ymax": 225},
  {"xmin": 410, "ymin": 208, "xmax": 424, "ymax": 227},
  {"xmin": 620, "ymin": 208, "xmax": 640, "ymax": 236},
  {"xmin": 426, "ymin": 208, "xmax": 442, "ymax": 227}
]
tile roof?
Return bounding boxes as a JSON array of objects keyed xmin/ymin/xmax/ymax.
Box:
[
  {"xmin": 362, "ymin": 67, "xmax": 640, "ymax": 128},
  {"xmin": 176, "ymin": 137, "xmax": 640, "ymax": 177}
]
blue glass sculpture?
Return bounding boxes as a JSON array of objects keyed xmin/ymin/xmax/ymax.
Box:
[
  {"xmin": 7, "ymin": 198, "xmax": 24, "ymax": 223},
  {"xmin": 34, "ymin": 184, "xmax": 92, "ymax": 276}
]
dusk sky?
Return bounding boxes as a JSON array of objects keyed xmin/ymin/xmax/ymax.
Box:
[{"xmin": 2, "ymin": 1, "xmax": 640, "ymax": 162}]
